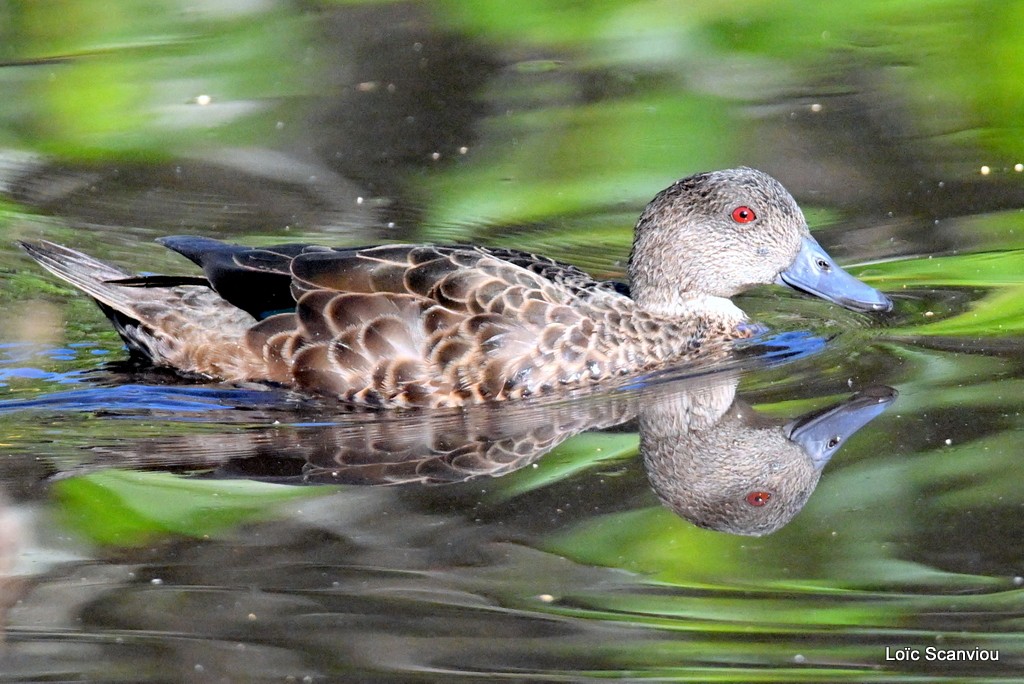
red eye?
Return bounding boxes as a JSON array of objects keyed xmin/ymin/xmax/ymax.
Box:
[
  {"xmin": 745, "ymin": 491, "xmax": 771, "ymax": 507},
  {"xmin": 731, "ymin": 206, "xmax": 756, "ymax": 223}
]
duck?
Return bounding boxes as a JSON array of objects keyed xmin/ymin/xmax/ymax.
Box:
[{"xmin": 22, "ymin": 167, "xmax": 892, "ymax": 409}]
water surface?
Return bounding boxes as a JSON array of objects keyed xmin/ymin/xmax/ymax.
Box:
[{"xmin": 1, "ymin": 1, "xmax": 1024, "ymax": 681}]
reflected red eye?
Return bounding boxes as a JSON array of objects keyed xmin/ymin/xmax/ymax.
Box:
[
  {"xmin": 731, "ymin": 206, "xmax": 756, "ymax": 223},
  {"xmin": 745, "ymin": 491, "xmax": 771, "ymax": 507}
]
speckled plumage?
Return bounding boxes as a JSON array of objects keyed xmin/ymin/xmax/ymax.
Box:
[{"xmin": 23, "ymin": 168, "xmax": 865, "ymax": 408}]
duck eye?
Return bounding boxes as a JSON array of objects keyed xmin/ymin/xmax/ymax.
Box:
[
  {"xmin": 745, "ymin": 491, "xmax": 772, "ymax": 507},
  {"xmin": 731, "ymin": 206, "xmax": 756, "ymax": 223}
]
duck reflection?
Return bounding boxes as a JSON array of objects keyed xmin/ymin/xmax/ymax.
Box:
[
  {"xmin": 639, "ymin": 381, "xmax": 894, "ymax": 535},
  {"xmin": 70, "ymin": 373, "xmax": 895, "ymax": 536}
]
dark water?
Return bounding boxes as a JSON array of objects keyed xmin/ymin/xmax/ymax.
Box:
[{"xmin": 1, "ymin": 1, "xmax": 1024, "ymax": 681}]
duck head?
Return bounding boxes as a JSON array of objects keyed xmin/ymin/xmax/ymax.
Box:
[{"xmin": 627, "ymin": 167, "xmax": 892, "ymax": 316}]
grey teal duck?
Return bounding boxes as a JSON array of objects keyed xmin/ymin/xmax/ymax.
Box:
[{"xmin": 22, "ymin": 167, "xmax": 891, "ymax": 408}]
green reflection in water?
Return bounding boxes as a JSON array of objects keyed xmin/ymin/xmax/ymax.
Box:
[
  {"xmin": 491, "ymin": 431, "xmax": 639, "ymax": 500},
  {"xmin": 53, "ymin": 470, "xmax": 332, "ymax": 546},
  {"xmin": 3, "ymin": 0, "xmax": 310, "ymax": 158},
  {"xmin": 437, "ymin": 0, "xmax": 1024, "ymax": 162},
  {"xmin": 421, "ymin": 93, "xmax": 735, "ymax": 233},
  {"xmin": 867, "ymin": 250, "xmax": 1024, "ymax": 337}
]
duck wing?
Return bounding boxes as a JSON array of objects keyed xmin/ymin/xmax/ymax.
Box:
[
  {"xmin": 157, "ymin": 236, "xmax": 326, "ymax": 320},
  {"xmin": 157, "ymin": 237, "xmax": 627, "ymax": 406},
  {"xmin": 263, "ymin": 244, "xmax": 604, "ymax": 405},
  {"xmin": 475, "ymin": 246, "xmax": 628, "ymax": 299},
  {"xmin": 159, "ymin": 236, "xmax": 629, "ymax": 317}
]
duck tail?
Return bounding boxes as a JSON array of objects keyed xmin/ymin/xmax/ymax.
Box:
[
  {"xmin": 21, "ymin": 240, "xmax": 185, "ymax": 364},
  {"xmin": 20, "ymin": 241, "xmax": 259, "ymax": 376},
  {"xmin": 20, "ymin": 240, "xmax": 141, "ymax": 312}
]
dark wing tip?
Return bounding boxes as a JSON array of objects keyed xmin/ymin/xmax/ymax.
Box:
[{"xmin": 156, "ymin": 235, "xmax": 237, "ymax": 266}]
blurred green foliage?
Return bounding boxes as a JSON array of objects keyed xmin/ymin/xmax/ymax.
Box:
[{"xmin": 1, "ymin": 0, "xmax": 309, "ymax": 158}]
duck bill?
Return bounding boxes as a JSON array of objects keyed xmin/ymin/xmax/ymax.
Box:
[
  {"xmin": 783, "ymin": 386, "xmax": 897, "ymax": 469},
  {"xmin": 776, "ymin": 235, "xmax": 892, "ymax": 313}
]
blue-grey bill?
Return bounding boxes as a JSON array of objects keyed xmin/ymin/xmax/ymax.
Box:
[
  {"xmin": 776, "ymin": 235, "xmax": 892, "ymax": 313},
  {"xmin": 783, "ymin": 386, "xmax": 897, "ymax": 469}
]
